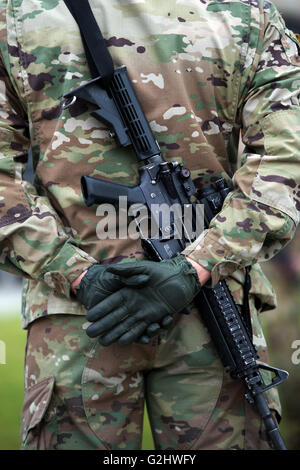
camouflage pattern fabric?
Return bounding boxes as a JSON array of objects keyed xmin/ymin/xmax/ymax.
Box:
[
  {"xmin": 0, "ymin": 0, "xmax": 299, "ymax": 325},
  {"xmin": 0, "ymin": 0, "xmax": 298, "ymax": 450},
  {"xmin": 21, "ymin": 302, "xmax": 280, "ymax": 450}
]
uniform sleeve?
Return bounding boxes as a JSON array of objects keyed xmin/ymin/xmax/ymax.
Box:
[
  {"xmin": 0, "ymin": 52, "xmax": 95, "ymax": 298},
  {"xmin": 183, "ymin": 7, "xmax": 300, "ymax": 286}
]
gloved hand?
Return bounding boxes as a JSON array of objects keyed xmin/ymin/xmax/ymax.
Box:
[
  {"xmin": 85, "ymin": 255, "xmax": 201, "ymax": 346},
  {"xmin": 75, "ymin": 263, "xmax": 150, "ymax": 310}
]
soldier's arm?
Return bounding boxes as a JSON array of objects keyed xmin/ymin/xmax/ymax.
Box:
[
  {"xmin": 183, "ymin": 4, "xmax": 300, "ymax": 286},
  {"xmin": 0, "ymin": 50, "xmax": 95, "ymax": 298}
]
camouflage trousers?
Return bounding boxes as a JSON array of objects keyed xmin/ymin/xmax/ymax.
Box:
[{"xmin": 20, "ymin": 299, "xmax": 281, "ymax": 450}]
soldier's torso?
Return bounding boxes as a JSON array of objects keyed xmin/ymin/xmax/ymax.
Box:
[
  {"xmin": 1, "ymin": 0, "xmax": 273, "ymax": 323},
  {"xmin": 0, "ymin": 0, "xmax": 260, "ymax": 262}
]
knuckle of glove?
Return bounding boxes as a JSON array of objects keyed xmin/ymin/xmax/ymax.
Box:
[
  {"xmin": 155, "ymin": 278, "xmax": 190, "ymax": 312},
  {"xmin": 77, "ymin": 265, "xmax": 125, "ymax": 309}
]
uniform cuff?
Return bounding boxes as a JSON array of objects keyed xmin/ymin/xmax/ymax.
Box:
[
  {"xmin": 182, "ymin": 228, "xmax": 245, "ymax": 286},
  {"xmin": 40, "ymin": 242, "xmax": 97, "ymax": 298}
]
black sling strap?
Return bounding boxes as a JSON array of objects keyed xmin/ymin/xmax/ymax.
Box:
[
  {"xmin": 242, "ymin": 266, "xmax": 253, "ymax": 337},
  {"xmin": 64, "ymin": 0, "xmax": 114, "ymax": 87}
]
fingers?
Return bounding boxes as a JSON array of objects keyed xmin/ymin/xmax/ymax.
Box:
[
  {"xmin": 86, "ymin": 288, "xmax": 114, "ymax": 307},
  {"xmin": 161, "ymin": 315, "xmax": 174, "ymax": 328},
  {"xmin": 181, "ymin": 305, "xmax": 192, "ymax": 315},
  {"xmin": 88, "ymin": 314, "xmax": 175, "ymax": 345},
  {"xmin": 86, "ymin": 305, "xmax": 129, "ymax": 338},
  {"xmin": 86, "ymin": 290, "xmax": 126, "ymax": 322},
  {"xmin": 146, "ymin": 323, "xmax": 161, "ymax": 336},
  {"xmin": 137, "ymin": 335, "xmax": 150, "ymax": 344},
  {"xmin": 136, "ymin": 317, "xmax": 174, "ymax": 344},
  {"xmin": 135, "ymin": 323, "xmax": 162, "ymax": 344},
  {"xmin": 104, "ymin": 265, "xmax": 151, "ymax": 290},
  {"xmin": 95, "ymin": 315, "xmax": 161, "ymax": 347},
  {"xmin": 99, "ymin": 317, "xmax": 147, "ymax": 346},
  {"xmin": 118, "ymin": 322, "xmax": 149, "ymax": 346},
  {"xmin": 120, "ymin": 274, "xmax": 150, "ymax": 287},
  {"xmin": 107, "ymin": 263, "xmax": 150, "ymax": 278},
  {"xmin": 86, "ymin": 271, "xmax": 149, "ymax": 310},
  {"xmin": 85, "ymin": 287, "xmax": 175, "ymax": 347},
  {"xmin": 103, "ymin": 271, "xmax": 150, "ymax": 288}
]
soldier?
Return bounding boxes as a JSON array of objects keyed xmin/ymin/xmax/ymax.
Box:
[{"xmin": 0, "ymin": 0, "xmax": 299, "ymax": 450}]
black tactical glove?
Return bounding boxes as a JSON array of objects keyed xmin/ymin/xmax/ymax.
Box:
[
  {"xmin": 75, "ymin": 263, "xmax": 150, "ymax": 310},
  {"xmin": 85, "ymin": 255, "xmax": 201, "ymax": 346}
]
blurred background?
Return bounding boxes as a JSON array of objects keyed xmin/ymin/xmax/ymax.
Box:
[{"xmin": 0, "ymin": 0, "xmax": 300, "ymax": 451}]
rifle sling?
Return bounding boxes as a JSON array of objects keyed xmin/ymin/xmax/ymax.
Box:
[{"xmin": 63, "ymin": 0, "xmax": 114, "ymax": 87}]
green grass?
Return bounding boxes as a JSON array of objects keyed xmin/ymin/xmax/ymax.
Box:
[
  {"xmin": 142, "ymin": 409, "xmax": 155, "ymax": 450},
  {"xmin": 0, "ymin": 313, "xmax": 27, "ymax": 450}
]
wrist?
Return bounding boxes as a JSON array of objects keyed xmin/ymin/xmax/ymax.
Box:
[
  {"xmin": 185, "ymin": 256, "xmax": 211, "ymax": 286},
  {"xmin": 71, "ymin": 270, "xmax": 88, "ymax": 295}
]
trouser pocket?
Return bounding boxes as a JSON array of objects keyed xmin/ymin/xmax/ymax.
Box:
[{"xmin": 21, "ymin": 376, "xmax": 57, "ymax": 450}]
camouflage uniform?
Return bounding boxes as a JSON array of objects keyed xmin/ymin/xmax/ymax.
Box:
[{"xmin": 0, "ymin": 0, "xmax": 299, "ymax": 449}]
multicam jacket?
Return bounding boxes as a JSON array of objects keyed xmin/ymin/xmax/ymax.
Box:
[{"xmin": 0, "ymin": 0, "xmax": 300, "ymax": 328}]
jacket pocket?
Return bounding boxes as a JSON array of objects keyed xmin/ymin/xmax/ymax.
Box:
[{"xmin": 21, "ymin": 376, "xmax": 56, "ymax": 450}]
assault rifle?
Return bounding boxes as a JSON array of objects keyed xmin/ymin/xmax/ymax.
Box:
[
  {"xmin": 63, "ymin": 65, "xmax": 288, "ymax": 449},
  {"xmin": 64, "ymin": 66, "xmax": 198, "ymax": 261},
  {"xmin": 62, "ymin": 0, "xmax": 289, "ymax": 450}
]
